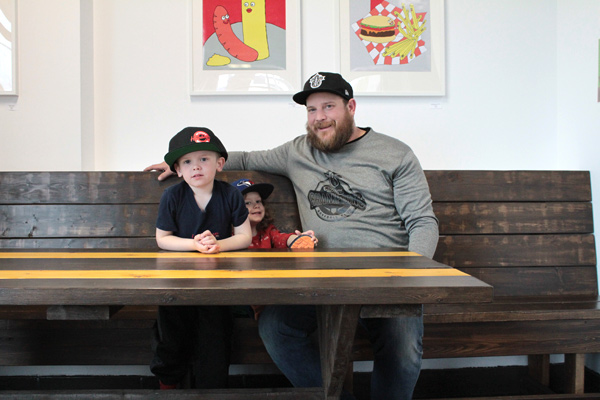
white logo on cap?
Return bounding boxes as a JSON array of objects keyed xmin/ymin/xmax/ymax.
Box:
[{"xmin": 309, "ymin": 73, "xmax": 325, "ymax": 89}]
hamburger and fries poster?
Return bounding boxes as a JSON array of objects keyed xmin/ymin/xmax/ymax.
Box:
[
  {"xmin": 341, "ymin": 0, "xmax": 445, "ymax": 95},
  {"xmin": 350, "ymin": 0, "xmax": 431, "ymax": 69}
]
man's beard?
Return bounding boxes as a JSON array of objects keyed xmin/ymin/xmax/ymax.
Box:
[{"xmin": 306, "ymin": 112, "xmax": 354, "ymax": 153}]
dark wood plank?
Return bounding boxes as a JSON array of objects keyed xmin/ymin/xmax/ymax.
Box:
[
  {"xmin": 0, "ymin": 204, "xmax": 158, "ymax": 238},
  {"xmin": 434, "ymin": 234, "xmax": 597, "ymax": 267},
  {"xmin": 460, "ymin": 266, "xmax": 598, "ymax": 298},
  {"xmin": 318, "ymin": 305, "xmax": 360, "ymax": 399},
  {"xmin": 425, "ymin": 171, "xmax": 591, "ymax": 202},
  {"xmin": 420, "ymin": 319, "xmax": 600, "ymax": 358},
  {"xmin": 434, "ymin": 202, "xmax": 593, "ymax": 235},
  {"xmin": 0, "ymin": 388, "xmax": 325, "ymax": 400},
  {"xmin": 46, "ymin": 305, "xmax": 114, "ymax": 320},
  {"xmin": 0, "ymin": 319, "xmax": 154, "ymax": 365},
  {"xmin": 0, "ymin": 172, "xmax": 176, "ymax": 204},
  {"xmin": 0, "ymin": 237, "xmax": 159, "ymax": 249},
  {"xmin": 424, "ymin": 300, "xmax": 600, "ymax": 323}
]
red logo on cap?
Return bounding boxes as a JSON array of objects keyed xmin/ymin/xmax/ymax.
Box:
[{"xmin": 191, "ymin": 130, "xmax": 210, "ymax": 143}]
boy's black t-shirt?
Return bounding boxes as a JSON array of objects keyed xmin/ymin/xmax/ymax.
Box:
[{"xmin": 156, "ymin": 179, "xmax": 249, "ymax": 241}]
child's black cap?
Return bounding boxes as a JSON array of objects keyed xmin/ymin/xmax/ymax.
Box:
[
  {"xmin": 292, "ymin": 72, "xmax": 354, "ymax": 105},
  {"xmin": 231, "ymin": 178, "xmax": 274, "ymax": 200},
  {"xmin": 164, "ymin": 127, "xmax": 228, "ymax": 172}
]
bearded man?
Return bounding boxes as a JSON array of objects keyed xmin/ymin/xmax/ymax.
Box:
[{"xmin": 146, "ymin": 72, "xmax": 439, "ymax": 400}]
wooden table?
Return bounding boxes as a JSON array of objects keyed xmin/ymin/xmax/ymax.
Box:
[{"xmin": 0, "ymin": 249, "xmax": 492, "ymax": 400}]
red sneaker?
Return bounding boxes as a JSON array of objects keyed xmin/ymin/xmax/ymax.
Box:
[{"xmin": 159, "ymin": 381, "xmax": 177, "ymax": 390}]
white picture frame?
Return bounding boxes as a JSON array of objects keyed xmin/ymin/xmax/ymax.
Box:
[
  {"xmin": 190, "ymin": 0, "xmax": 301, "ymax": 95},
  {"xmin": 0, "ymin": 0, "xmax": 17, "ymax": 96},
  {"xmin": 338, "ymin": 0, "xmax": 445, "ymax": 96}
]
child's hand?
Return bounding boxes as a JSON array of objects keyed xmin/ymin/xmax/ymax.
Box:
[
  {"xmin": 294, "ymin": 230, "xmax": 318, "ymax": 247},
  {"xmin": 193, "ymin": 230, "xmax": 221, "ymax": 254}
]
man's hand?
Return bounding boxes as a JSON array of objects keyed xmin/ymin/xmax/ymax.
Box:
[{"xmin": 144, "ymin": 161, "xmax": 175, "ymax": 181}]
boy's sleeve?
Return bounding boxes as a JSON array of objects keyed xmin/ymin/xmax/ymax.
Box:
[
  {"xmin": 156, "ymin": 190, "xmax": 178, "ymax": 232},
  {"xmin": 230, "ymin": 189, "xmax": 249, "ymax": 227}
]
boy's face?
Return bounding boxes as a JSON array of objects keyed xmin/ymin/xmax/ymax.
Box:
[{"xmin": 174, "ymin": 150, "xmax": 224, "ymax": 189}]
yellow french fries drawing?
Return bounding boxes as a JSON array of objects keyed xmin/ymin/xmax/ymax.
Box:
[{"xmin": 382, "ymin": 4, "xmax": 427, "ymax": 60}]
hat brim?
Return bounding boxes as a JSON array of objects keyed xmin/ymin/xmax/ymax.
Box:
[
  {"xmin": 241, "ymin": 183, "xmax": 274, "ymax": 200},
  {"xmin": 165, "ymin": 143, "xmax": 228, "ymax": 172},
  {"xmin": 292, "ymin": 88, "xmax": 350, "ymax": 105}
]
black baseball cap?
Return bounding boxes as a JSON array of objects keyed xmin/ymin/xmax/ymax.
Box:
[
  {"xmin": 164, "ymin": 127, "xmax": 228, "ymax": 173},
  {"xmin": 231, "ymin": 178, "xmax": 274, "ymax": 200},
  {"xmin": 292, "ymin": 72, "xmax": 354, "ymax": 105}
]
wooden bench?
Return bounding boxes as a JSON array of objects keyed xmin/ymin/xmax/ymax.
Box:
[{"xmin": 0, "ymin": 170, "xmax": 597, "ymax": 399}]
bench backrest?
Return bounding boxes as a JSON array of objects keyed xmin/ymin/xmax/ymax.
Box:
[{"xmin": 0, "ymin": 170, "xmax": 596, "ymax": 300}]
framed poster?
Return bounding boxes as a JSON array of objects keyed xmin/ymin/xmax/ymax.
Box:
[
  {"xmin": 190, "ymin": 0, "xmax": 301, "ymax": 95},
  {"xmin": 339, "ymin": 0, "xmax": 445, "ymax": 96},
  {"xmin": 0, "ymin": 0, "xmax": 17, "ymax": 95}
]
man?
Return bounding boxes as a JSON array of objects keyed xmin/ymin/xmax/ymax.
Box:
[{"xmin": 146, "ymin": 72, "xmax": 439, "ymax": 399}]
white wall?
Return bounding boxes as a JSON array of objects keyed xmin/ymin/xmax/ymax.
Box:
[
  {"xmin": 1, "ymin": 0, "xmax": 599, "ymax": 373},
  {"xmin": 0, "ymin": 0, "xmax": 82, "ymax": 170}
]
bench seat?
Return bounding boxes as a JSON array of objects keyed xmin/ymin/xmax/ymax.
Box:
[{"xmin": 0, "ymin": 170, "xmax": 597, "ymax": 398}]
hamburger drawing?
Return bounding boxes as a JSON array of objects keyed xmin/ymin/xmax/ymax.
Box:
[{"xmin": 358, "ymin": 15, "xmax": 396, "ymax": 43}]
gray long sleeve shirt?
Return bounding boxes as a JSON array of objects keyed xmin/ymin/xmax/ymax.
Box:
[{"xmin": 225, "ymin": 128, "xmax": 439, "ymax": 258}]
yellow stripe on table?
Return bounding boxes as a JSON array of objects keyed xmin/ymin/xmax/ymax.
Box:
[
  {"xmin": 0, "ymin": 268, "xmax": 467, "ymax": 280},
  {"xmin": 0, "ymin": 251, "xmax": 420, "ymax": 259}
]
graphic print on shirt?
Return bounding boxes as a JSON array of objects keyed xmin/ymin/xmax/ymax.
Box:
[{"xmin": 308, "ymin": 171, "xmax": 367, "ymax": 221}]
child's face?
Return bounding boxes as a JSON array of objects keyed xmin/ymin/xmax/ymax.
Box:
[
  {"xmin": 174, "ymin": 150, "xmax": 224, "ymax": 189},
  {"xmin": 244, "ymin": 191, "xmax": 265, "ymax": 227}
]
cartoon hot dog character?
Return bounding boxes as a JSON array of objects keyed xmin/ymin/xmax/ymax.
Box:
[{"xmin": 213, "ymin": 5, "xmax": 258, "ymax": 62}]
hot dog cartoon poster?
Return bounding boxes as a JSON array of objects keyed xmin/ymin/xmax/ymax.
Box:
[
  {"xmin": 200, "ymin": 0, "xmax": 287, "ymax": 70},
  {"xmin": 348, "ymin": 0, "xmax": 432, "ymax": 72}
]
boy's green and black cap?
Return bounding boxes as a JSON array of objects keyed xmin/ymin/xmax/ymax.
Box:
[
  {"xmin": 164, "ymin": 127, "xmax": 228, "ymax": 172},
  {"xmin": 292, "ymin": 72, "xmax": 353, "ymax": 105}
]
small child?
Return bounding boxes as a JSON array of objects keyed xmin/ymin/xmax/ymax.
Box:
[
  {"xmin": 231, "ymin": 178, "xmax": 318, "ymax": 249},
  {"xmin": 231, "ymin": 178, "xmax": 318, "ymax": 320},
  {"xmin": 151, "ymin": 127, "xmax": 252, "ymax": 390}
]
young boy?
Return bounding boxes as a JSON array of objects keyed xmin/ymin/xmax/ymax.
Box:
[{"xmin": 150, "ymin": 127, "xmax": 252, "ymax": 389}]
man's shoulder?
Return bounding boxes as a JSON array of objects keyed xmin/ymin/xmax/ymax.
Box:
[{"xmin": 363, "ymin": 128, "xmax": 413, "ymax": 152}]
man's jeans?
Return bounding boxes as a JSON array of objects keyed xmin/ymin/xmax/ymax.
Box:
[{"xmin": 258, "ymin": 305, "xmax": 423, "ymax": 400}]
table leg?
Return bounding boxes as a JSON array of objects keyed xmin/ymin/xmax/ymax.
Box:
[{"xmin": 317, "ymin": 304, "xmax": 361, "ymax": 400}]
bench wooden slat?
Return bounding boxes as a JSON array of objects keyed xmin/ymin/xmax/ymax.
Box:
[
  {"xmin": 426, "ymin": 171, "xmax": 591, "ymax": 202},
  {"xmin": 0, "ymin": 238, "xmax": 158, "ymax": 249},
  {"xmin": 425, "ymin": 300, "xmax": 600, "ymax": 323},
  {"xmin": 0, "ymin": 171, "xmax": 296, "ymax": 205},
  {"xmin": 0, "ymin": 388, "xmax": 325, "ymax": 400},
  {"xmin": 0, "ymin": 203, "xmax": 300, "ymax": 240},
  {"xmin": 0, "ymin": 204, "xmax": 159, "ymax": 238},
  {"xmin": 435, "ymin": 234, "xmax": 597, "ymax": 267},
  {"xmin": 0, "ymin": 172, "xmax": 171, "ymax": 204},
  {"xmin": 421, "ymin": 318, "xmax": 600, "ymax": 359},
  {"xmin": 2, "ymin": 202, "xmax": 591, "ymax": 239},
  {"xmin": 460, "ymin": 266, "xmax": 598, "ymax": 298},
  {"xmin": 435, "ymin": 202, "xmax": 593, "ymax": 234}
]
